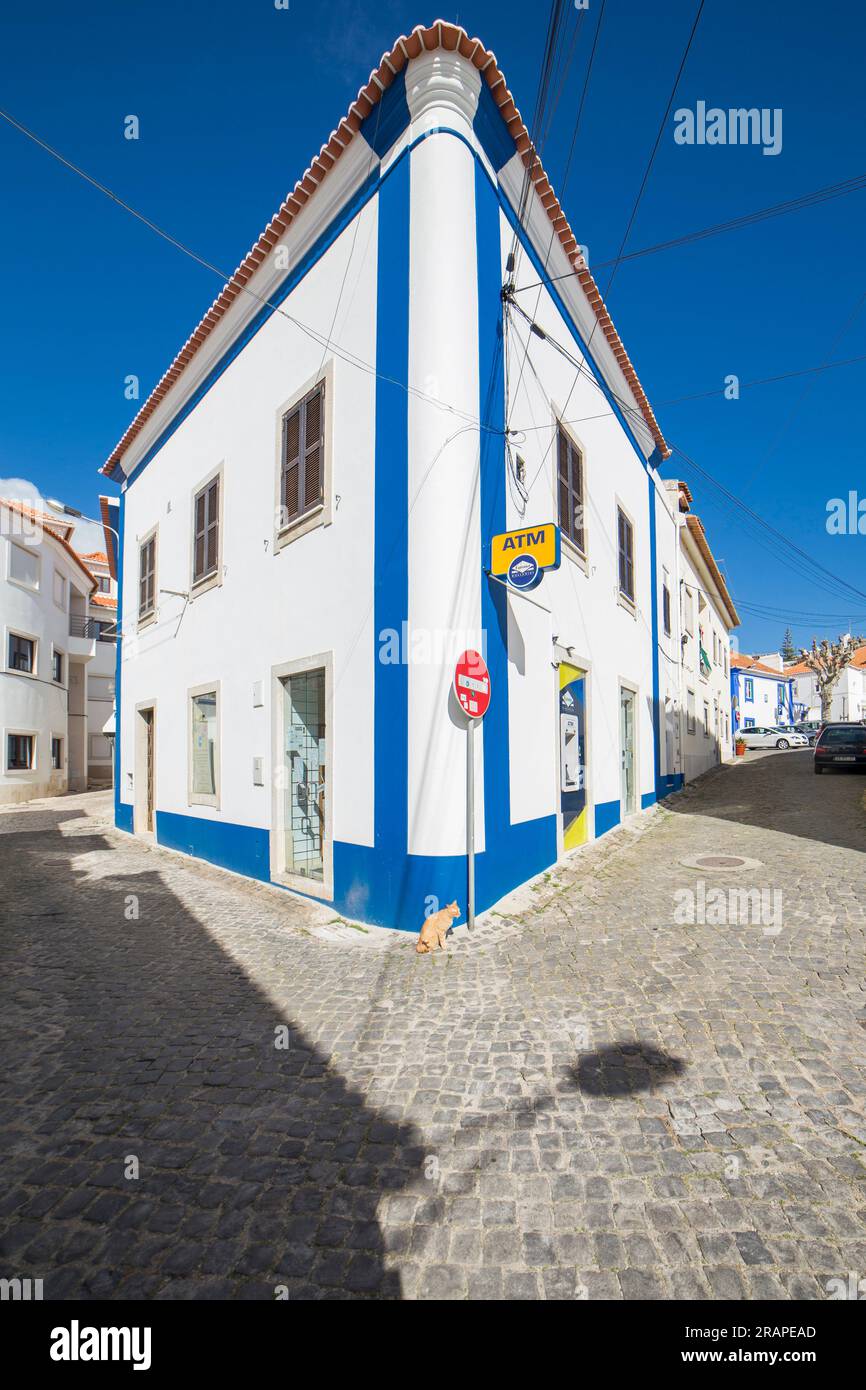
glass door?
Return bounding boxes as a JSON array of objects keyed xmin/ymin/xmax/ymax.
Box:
[
  {"xmin": 620, "ymin": 686, "xmax": 636, "ymax": 817},
  {"xmin": 281, "ymin": 669, "xmax": 325, "ymax": 881}
]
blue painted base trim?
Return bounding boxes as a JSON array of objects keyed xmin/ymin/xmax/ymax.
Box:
[
  {"xmin": 116, "ymin": 801, "xmax": 133, "ymax": 834},
  {"xmin": 657, "ymin": 773, "xmax": 685, "ymax": 798},
  {"xmin": 595, "ymin": 800, "xmax": 621, "ymax": 836},
  {"xmin": 641, "ymin": 790, "xmax": 657, "ymax": 809},
  {"xmin": 116, "ymin": 806, "xmax": 557, "ymax": 935},
  {"xmin": 334, "ymin": 815, "xmax": 556, "ymax": 932},
  {"xmin": 156, "ymin": 810, "xmax": 271, "ymax": 883}
]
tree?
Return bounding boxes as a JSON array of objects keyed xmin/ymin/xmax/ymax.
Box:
[
  {"xmin": 799, "ymin": 634, "xmax": 864, "ymax": 721},
  {"xmin": 781, "ymin": 627, "xmax": 796, "ymax": 663}
]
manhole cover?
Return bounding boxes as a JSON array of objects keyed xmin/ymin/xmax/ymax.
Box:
[{"xmin": 679, "ymin": 853, "xmax": 764, "ymax": 872}]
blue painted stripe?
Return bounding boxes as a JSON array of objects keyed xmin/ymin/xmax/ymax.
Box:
[
  {"xmin": 648, "ymin": 472, "xmax": 661, "ymax": 798},
  {"xmin": 361, "ymin": 71, "xmax": 409, "ymax": 158},
  {"xmin": 595, "ymin": 799, "xmax": 621, "ymax": 836},
  {"xmin": 116, "ymin": 801, "xmax": 133, "ymax": 833},
  {"xmin": 372, "ymin": 147, "xmax": 410, "ymax": 919},
  {"xmin": 473, "ymin": 80, "xmax": 515, "ymax": 173},
  {"xmin": 476, "ymin": 160, "xmax": 512, "ymax": 855},
  {"xmin": 641, "ymin": 790, "xmax": 657, "ymax": 809},
  {"xmin": 156, "ymin": 810, "xmax": 270, "ymax": 881},
  {"xmin": 114, "ymin": 490, "xmax": 125, "ymax": 826}
]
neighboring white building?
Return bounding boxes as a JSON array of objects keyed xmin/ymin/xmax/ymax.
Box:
[
  {"xmin": 76, "ymin": 549, "xmax": 117, "ymax": 787},
  {"xmin": 667, "ymin": 483, "xmax": 739, "ymax": 780},
  {"xmin": 0, "ymin": 499, "xmax": 99, "ymax": 804},
  {"xmin": 731, "ymin": 652, "xmax": 795, "ymax": 734},
  {"xmin": 786, "ymin": 643, "xmax": 866, "ymax": 721},
  {"xmin": 101, "ymin": 22, "xmax": 741, "ymax": 931}
]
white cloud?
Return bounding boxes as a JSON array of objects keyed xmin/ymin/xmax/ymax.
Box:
[{"xmin": 0, "ymin": 477, "xmax": 106, "ymax": 555}]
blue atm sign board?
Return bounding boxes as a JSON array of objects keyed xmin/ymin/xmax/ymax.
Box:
[{"xmin": 489, "ymin": 523, "xmax": 561, "ymax": 584}]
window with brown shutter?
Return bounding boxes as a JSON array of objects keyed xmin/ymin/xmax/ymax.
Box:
[
  {"xmin": 281, "ymin": 382, "xmax": 325, "ymax": 527},
  {"xmin": 193, "ymin": 477, "xmax": 220, "ymax": 585},
  {"xmin": 139, "ymin": 535, "xmax": 156, "ymax": 617},
  {"xmin": 617, "ymin": 506, "xmax": 635, "ymax": 602},
  {"xmin": 557, "ymin": 426, "xmax": 585, "ymax": 554}
]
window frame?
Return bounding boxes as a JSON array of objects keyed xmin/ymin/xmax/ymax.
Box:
[
  {"xmin": 273, "ymin": 361, "xmax": 334, "ymax": 553},
  {"xmin": 686, "ymin": 688, "xmax": 696, "ymax": 735},
  {"xmin": 6, "ymin": 730, "xmax": 36, "ymax": 772},
  {"xmin": 51, "ymin": 735, "xmax": 64, "ymax": 771},
  {"xmin": 7, "ymin": 540, "xmax": 41, "ymax": 592},
  {"xmin": 53, "ymin": 569, "xmax": 67, "ymax": 611},
  {"xmin": 616, "ymin": 502, "xmax": 636, "ymax": 608},
  {"xmin": 556, "ymin": 422, "xmax": 587, "ymax": 559},
  {"xmin": 744, "ymin": 676, "xmax": 754, "ymax": 702},
  {"xmin": 6, "ymin": 628, "xmax": 37, "ymax": 678},
  {"xmin": 662, "ymin": 576, "xmax": 672, "ymax": 637},
  {"xmin": 189, "ymin": 465, "xmax": 224, "ymax": 597},
  {"xmin": 51, "ymin": 646, "xmax": 65, "ymax": 685},
  {"xmin": 187, "ymin": 681, "xmax": 221, "ymax": 809},
  {"xmin": 138, "ymin": 526, "xmax": 158, "ymax": 625}
]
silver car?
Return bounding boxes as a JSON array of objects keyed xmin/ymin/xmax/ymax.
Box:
[{"xmin": 740, "ymin": 725, "xmax": 808, "ymax": 750}]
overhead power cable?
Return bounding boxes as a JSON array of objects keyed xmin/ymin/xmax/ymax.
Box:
[
  {"xmin": 514, "ymin": 170, "xmax": 866, "ymax": 292},
  {"xmin": 0, "ymin": 105, "xmax": 501, "ymax": 445}
]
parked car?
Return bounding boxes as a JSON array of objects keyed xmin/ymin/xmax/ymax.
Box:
[
  {"xmin": 792, "ymin": 720, "xmax": 823, "ymax": 746},
  {"xmin": 813, "ymin": 722, "xmax": 866, "ymax": 773},
  {"xmin": 739, "ymin": 726, "xmax": 808, "ymax": 750}
]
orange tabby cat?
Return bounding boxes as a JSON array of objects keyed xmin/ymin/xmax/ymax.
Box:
[{"xmin": 416, "ymin": 900, "xmax": 460, "ymax": 953}]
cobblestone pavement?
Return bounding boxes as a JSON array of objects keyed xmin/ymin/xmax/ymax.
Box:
[{"xmin": 1, "ymin": 749, "xmax": 865, "ymax": 1300}]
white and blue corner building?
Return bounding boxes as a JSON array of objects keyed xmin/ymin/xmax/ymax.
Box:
[{"xmin": 102, "ymin": 23, "xmax": 737, "ymax": 932}]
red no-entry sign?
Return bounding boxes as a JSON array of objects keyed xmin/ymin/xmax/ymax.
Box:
[{"xmin": 454, "ymin": 650, "xmax": 491, "ymax": 719}]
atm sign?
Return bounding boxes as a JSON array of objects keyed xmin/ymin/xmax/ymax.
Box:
[{"xmin": 490, "ymin": 522, "xmax": 560, "ymax": 578}]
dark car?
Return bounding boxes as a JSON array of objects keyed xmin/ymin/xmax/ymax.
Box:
[
  {"xmin": 813, "ymin": 722, "xmax": 866, "ymax": 773},
  {"xmin": 793, "ymin": 720, "xmax": 823, "ymax": 746}
]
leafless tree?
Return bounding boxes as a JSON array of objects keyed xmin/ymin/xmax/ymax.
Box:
[{"xmin": 799, "ymin": 635, "xmax": 864, "ymax": 721}]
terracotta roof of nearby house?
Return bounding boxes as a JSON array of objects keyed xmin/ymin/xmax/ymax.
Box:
[
  {"xmin": 100, "ymin": 19, "xmax": 669, "ymax": 480},
  {"xmin": 786, "ymin": 643, "xmax": 866, "ymax": 676},
  {"xmin": 0, "ymin": 499, "xmax": 76, "ymax": 540},
  {"xmin": 99, "ymin": 494, "xmax": 119, "ymax": 581},
  {"xmin": 80, "ymin": 550, "xmax": 108, "ymax": 563},
  {"xmin": 732, "ymin": 653, "xmax": 789, "ymax": 676},
  {"xmin": 0, "ymin": 498, "xmax": 96, "ymax": 593},
  {"xmin": 90, "ymin": 593, "xmax": 117, "ymax": 610},
  {"xmin": 683, "ymin": 513, "xmax": 739, "ymax": 629}
]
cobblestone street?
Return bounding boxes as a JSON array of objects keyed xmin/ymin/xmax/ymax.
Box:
[{"xmin": 1, "ymin": 749, "xmax": 865, "ymax": 1300}]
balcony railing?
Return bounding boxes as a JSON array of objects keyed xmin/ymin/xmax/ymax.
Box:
[{"xmin": 69, "ymin": 616, "xmax": 116, "ymax": 643}]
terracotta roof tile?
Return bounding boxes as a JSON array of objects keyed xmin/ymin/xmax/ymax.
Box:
[
  {"xmin": 0, "ymin": 499, "xmax": 96, "ymax": 592},
  {"xmin": 101, "ymin": 21, "xmax": 668, "ymax": 479}
]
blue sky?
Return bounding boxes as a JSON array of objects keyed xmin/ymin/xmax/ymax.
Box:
[{"xmin": 1, "ymin": 0, "xmax": 864, "ymax": 652}]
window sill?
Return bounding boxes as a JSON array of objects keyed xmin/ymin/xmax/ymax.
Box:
[
  {"xmin": 617, "ymin": 591, "xmax": 637, "ymax": 618},
  {"xmin": 189, "ymin": 571, "xmax": 221, "ymax": 600},
  {"xmin": 7, "ymin": 666, "xmax": 36, "ymax": 680},
  {"xmin": 188, "ymin": 794, "xmax": 220, "ymax": 810},
  {"xmin": 274, "ymin": 501, "xmax": 327, "ymax": 552},
  {"xmin": 561, "ymin": 535, "xmax": 588, "ymax": 574},
  {"xmin": 137, "ymin": 611, "xmax": 157, "ymax": 632}
]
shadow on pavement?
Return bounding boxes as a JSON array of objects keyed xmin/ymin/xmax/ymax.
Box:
[
  {"xmin": 570, "ymin": 1043, "xmax": 686, "ymax": 1097},
  {"xmin": 0, "ymin": 809, "xmax": 422, "ymax": 1300},
  {"xmin": 663, "ymin": 749, "xmax": 866, "ymax": 854}
]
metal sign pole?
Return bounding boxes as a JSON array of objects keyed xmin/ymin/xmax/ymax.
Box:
[{"xmin": 467, "ymin": 717, "xmax": 475, "ymax": 929}]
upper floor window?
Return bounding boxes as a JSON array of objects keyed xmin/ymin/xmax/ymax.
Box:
[
  {"xmin": 557, "ymin": 427, "xmax": 585, "ymax": 554},
  {"xmin": 53, "ymin": 571, "xmax": 67, "ymax": 609},
  {"xmin": 52, "ymin": 649, "xmax": 64, "ymax": 684},
  {"xmin": 662, "ymin": 581, "xmax": 672, "ymax": 637},
  {"xmin": 280, "ymin": 382, "xmax": 325, "ymax": 528},
  {"xmin": 8, "ymin": 633, "xmax": 35, "ymax": 674},
  {"xmin": 9, "ymin": 542, "xmax": 39, "ymax": 589},
  {"xmin": 97, "ymin": 575, "xmax": 111, "ymax": 594},
  {"xmin": 139, "ymin": 535, "xmax": 156, "ymax": 618},
  {"xmin": 617, "ymin": 506, "xmax": 635, "ymax": 603},
  {"xmin": 744, "ymin": 676, "xmax": 754, "ymax": 701},
  {"xmin": 193, "ymin": 477, "xmax": 220, "ymax": 585}
]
